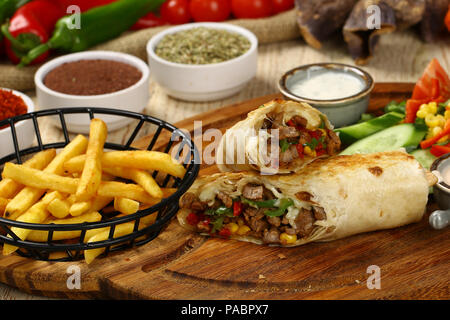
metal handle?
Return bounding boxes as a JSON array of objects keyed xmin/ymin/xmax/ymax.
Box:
[{"xmin": 429, "ymin": 210, "xmax": 450, "ymax": 230}]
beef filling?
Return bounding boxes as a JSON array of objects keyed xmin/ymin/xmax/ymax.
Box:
[
  {"xmin": 263, "ymin": 113, "xmax": 341, "ymax": 166},
  {"xmin": 180, "ymin": 184, "xmax": 328, "ymax": 244}
]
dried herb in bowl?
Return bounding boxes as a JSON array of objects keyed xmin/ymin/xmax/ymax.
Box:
[{"xmin": 154, "ymin": 27, "xmax": 251, "ymax": 65}]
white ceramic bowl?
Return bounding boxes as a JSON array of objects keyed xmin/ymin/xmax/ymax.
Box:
[
  {"xmin": 147, "ymin": 22, "xmax": 258, "ymax": 102},
  {"xmin": 35, "ymin": 50, "xmax": 150, "ymax": 134},
  {"xmin": 0, "ymin": 88, "xmax": 35, "ymax": 159}
]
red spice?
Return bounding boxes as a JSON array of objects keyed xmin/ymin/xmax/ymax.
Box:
[{"xmin": 0, "ymin": 89, "xmax": 28, "ymax": 129}]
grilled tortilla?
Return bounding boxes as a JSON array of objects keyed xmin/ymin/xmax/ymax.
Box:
[
  {"xmin": 179, "ymin": 151, "xmax": 434, "ymax": 246},
  {"xmin": 216, "ymin": 99, "xmax": 341, "ymax": 175}
]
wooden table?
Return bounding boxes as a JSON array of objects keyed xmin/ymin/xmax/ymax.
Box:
[{"xmin": 1, "ymin": 29, "xmax": 449, "ymax": 300}]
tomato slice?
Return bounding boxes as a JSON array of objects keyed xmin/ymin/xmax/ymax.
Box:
[
  {"xmin": 446, "ymin": 5, "xmax": 450, "ymax": 32},
  {"xmin": 405, "ymin": 99, "xmax": 425, "ymax": 123},
  {"xmin": 412, "ymin": 59, "xmax": 450, "ymax": 101}
]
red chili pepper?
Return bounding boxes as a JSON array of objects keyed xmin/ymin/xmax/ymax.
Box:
[
  {"xmin": 286, "ymin": 120, "xmax": 295, "ymax": 127},
  {"xmin": 295, "ymin": 143, "xmax": 304, "ymax": 158},
  {"xmin": 233, "ymin": 201, "xmax": 243, "ymax": 216},
  {"xmin": 186, "ymin": 212, "xmax": 199, "ymax": 226},
  {"xmin": 445, "ymin": 5, "xmax": 450, "ymax": 32},
  {"xmin": 309, "ymin": 130, "xmax": 322, "ymax": 140},
  {"xmin": 131, "ymin": 12, "xmax": 167, "ymax": 30},
  {"xmin": 421, "ymin": 118, "xmax": 450, "ymax": 149},
  {"xmin": 430, "ymin": 144, "xmax": 450, "ymax": 157},
  {"xmin": 218, "ymin": 228, "xmax": 231, "ymax": 238},
  {"xmin": 1, "ymin": 0, "xmax": 116, "ymax": 65}
]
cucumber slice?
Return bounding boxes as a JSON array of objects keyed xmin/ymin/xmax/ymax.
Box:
[
  {"xmin": 340, "ymin": 123, "xmax": 427, "ymax": 155},
  {"xmin": 409, "ymin": 149, "xmax": 436, "ymax": 170},
  {"xmin": 335, "ymin": 112, "xmax": 404, "ymax": 145}
]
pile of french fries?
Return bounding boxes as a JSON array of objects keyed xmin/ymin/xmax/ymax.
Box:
[{"xmin": 0, "ymin": 119, "xmax": 186, "ymax": 264}]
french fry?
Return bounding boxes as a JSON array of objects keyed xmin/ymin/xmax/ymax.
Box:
[
  {"xmin": 3, "ymin": 191, "xmax": 63, "ymax": 255},
  {"xmin": 64, "ymin": 150, "xmax": 186, "ymax": 178},
  {"xmin": 103, "ymin": 167, "xmax": 163, "ymax": 198},
  {"xmin": 0, "ymin": 149, "xmax": 56, "ymax": 199},
  {"xmin": 26, "ymin": 211, "xmax": 102, "ymax": 242},
  {"xmin": 98, "ymin": 181, "xmax": 175, "ymax": 204},
  {"xmin": 75, "ymin": 119, "xmax": 107, "ymax": 202},
  {"xmin": 69, "ymin": 201, "xmax": 91, "ymax": 217},
  {"xmin": 84, "ymin": 212, "xmax": 157, "ymax": 264},
  {"xmin": 0, "ymin": 197, "xmax": 9, "ymax": 214},
  {"xmin": 114, "ymin": 197, "xmax": 139, "ymax": 215},
  {"xmin": 4, "ymin": 135, "xmax": 88, "ymax": 220},
  {"xmin": 47, "ymin": 197, "xmax": 71, "ymax": 219},
  {"xmin": 2, "ymin": 163, "xmax": 79, "ymax": 194}
]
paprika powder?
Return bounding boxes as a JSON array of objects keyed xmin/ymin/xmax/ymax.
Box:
[{"xmin": 0, "ymin": 89, "xmax": 28, "ymax": 129}]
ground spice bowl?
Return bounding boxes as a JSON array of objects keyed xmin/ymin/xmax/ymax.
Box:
[
  {"xmin": 147, "ymin": 22, "xmax": 258, "ymax": 102},
  {"xmin": 0, "ymin": 88, "xmax": 35, "ymax": 159},
  {"xmin": 34, "ymin": 51, "xmax": 150, "ymax": 134}
]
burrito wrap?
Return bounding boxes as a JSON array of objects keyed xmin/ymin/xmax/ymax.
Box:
[
  {"xmin": 216, "ymin": 99, "xmax": 337, "ymax": 174},
  {"xmin": 179, "ymin": 151, "xmax": 430, "ymax": 246}
]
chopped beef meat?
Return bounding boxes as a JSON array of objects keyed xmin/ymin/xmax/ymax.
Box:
[
  {"xmin": 261, "ymin": 118, "xmax": 272, "ymax": 129},
  {"xmin": 267, "ymin": 216, "xmax": 281, "ymax": 227},
  {"xmin": 180, "ymin": 192, "xmax": 197, "ymax": 209},
  {"xmin": 263, "ymin": 228, "xmax": 280, "ymax": 244},
  {"xmin": 249, "ymin": 217, "xmax": 269, "ymax": 233},
  {"xmin": 284, "ymin": 227, "xmax": 297, "ymax": 235},
  {"xmin": 280, "ymin": 148, "xmax": 295, "ymax": 163},
  {"xmin": 281, "ymin": 217, "xmax": 289, "ymax": 225},
  {"xmin": 326, "ymin": 130, "xmax": 341, "ymax": 155},
  {"xmin": 313, "ymin": 206, "xmax": 327, "ymax": 220},
  {"xmin": 298, "ymin": 131, "xmax": 311, "ymax": 145},
  {"xmin": 217, "ymin": 191, "xmax": 233, "ymax": 208},
  {"xmin": 278, "ymin": 126, "xmax": 300, "ymax": 139},
  {"xmin": 294, "ymin": 208, "xmax": 315, "ymax": 237},
  {"xmin": 243, "ymin": 184, "xmax": 264, "ymax": 200},
  {"xmin": 191, "ymin": 201, "xmax": 207, "ymax": 211},
  {"xmin": 295, "ymin": 191, "xmax": 313, "ymax": 202},
  {"xmin": 263, "ymin": 187, "xmax": 275, "ymax": 200},
  {"xmin": 197, "ymin": 221, "xmax": 210, "ymax": 232},
  {"xmin": 291, "ymin": 115, "xmax": 308, "ymax": 128}
]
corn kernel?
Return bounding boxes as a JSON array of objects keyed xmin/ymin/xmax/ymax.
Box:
[
  {"xmin": 304, "ymin": 146, "xmax": 312, "ymax": 155},
  {"xmin": 444, "ymin": 110, "xmax": 450, "ymax": 120},
  {"xmin": 419, "ymin": 103, "xmax": 429, "ymax": 111},
  {"xmin": 416, "ymin": 109, "xmax": 427, "ymax": 119},
  {"xmin": 432, "ymin": 126, "xmax": 443, "ymax": 137},
  {"xmin": 438, "ymin": 135, "xmax": 449, "ymax": 144},
  {"xmin": 226, "ymin": 223, "xmax": 239, "ymax": 234},
  {"xmin": 425, "ymin": 114, "xmax": 440, "ymax": 128},
  {"xmin": 236, "ymin": 225, "xmax": 250, "ymax": 235},
  {"xmin": 428, "ymin": 102, "xmax": 438, "ymax": 114},
  {"xmin": 280, "ymin": 233, "xmax": 297, "ymax": 244},
  {"xmin": 436, "ymin": 114, "xmax": 446, "ymax": 127}
]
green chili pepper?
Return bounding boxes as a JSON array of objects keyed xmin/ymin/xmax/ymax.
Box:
[
  {"xmin": 211, "ymin": 216, "xmax": 225, "ymax": 233},
  {"xmin": 264, "ymin": 198, "xmax": 294, "ymax": 217},
  {"xmin": 240, "ymin": 197, "xmax": 277, "ymax": 208},
  {"xmin": 18, "ymin": 0, "xmax": 165, "ymax": 66},
  {"xmin": 205, "ymin": 206, "xmax": 233, "ymax": 217}
]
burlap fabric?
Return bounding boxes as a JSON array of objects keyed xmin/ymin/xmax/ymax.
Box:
[{"xmin": 0, "ymin": 9, "xmax": 299, "ymax": 92}]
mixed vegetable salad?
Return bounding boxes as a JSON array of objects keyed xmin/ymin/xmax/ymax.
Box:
[{"xmin": 336, "ymin": 58, "xmax": 450, "ymax": 170}]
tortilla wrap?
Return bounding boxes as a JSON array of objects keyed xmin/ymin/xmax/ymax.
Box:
[
  {"xmin": 216, "ymin": 99, "xmax": 337, "ymax": 175},
  {"xmin": 179, "ymin": 151, "xmax": 433, "ymax": 246}
]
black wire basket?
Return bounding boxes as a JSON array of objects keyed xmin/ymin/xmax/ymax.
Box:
[{"xmin": 0, "ymin": 107, "xmax": 200, "ymax": 262}]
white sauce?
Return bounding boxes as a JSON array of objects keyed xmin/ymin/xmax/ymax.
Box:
[{"xmin": 289, "ymin": 70, "xmax": 365, "ymax": 100}]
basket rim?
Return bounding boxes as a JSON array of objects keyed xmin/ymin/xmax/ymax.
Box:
[{"xmin": 0, "ymin": 107, "xmax": 200, "ymax": 232}]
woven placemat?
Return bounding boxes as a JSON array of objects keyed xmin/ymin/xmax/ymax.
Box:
[{"xmin": 0, "ymin": 9, "xmax": 299, "ymax": 92}]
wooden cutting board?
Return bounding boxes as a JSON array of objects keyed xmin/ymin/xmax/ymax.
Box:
[{"xmin": 0, "ymin": 83, "xmax": 448, "ymax": 300}]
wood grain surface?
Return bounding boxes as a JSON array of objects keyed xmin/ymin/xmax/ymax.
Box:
[
  {"xmin": 0, "ymin": 83, "xmax": 448, "ymax": 300},
  {"xmin": 1, "ymin": 29, "xmax": 449, "ymax": 299}
]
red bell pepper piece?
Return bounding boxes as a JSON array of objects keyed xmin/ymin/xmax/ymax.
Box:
[
  {"xmin": 430, "ymin": 144, "xmax": 450, "ymax": 157},
  {"xmin": 233, "ymin": 201, "xmax": 243, "ymax": 216},
  {"xmin": 405, "ymin": 99, "xmax": 426, "ymax": 123},
  {"xmin": 218, "ymin": 228, "xmax": 231, "ymax": 238},
  {"xmin": 421, "ymin": 119, "xmax": 450, "ymax": 149},
  {"xmin": 295, "ymin": 143, "xmax": 304, "ymax": 159},
  {"xmin": 131, "ymin": 12, "xmax": 167, "ymax": 30},
  {"xmin": 1, "ymin": 0, "xmax": 117, "ymax": 65},
  {"xmin": 186, "ymin": 212, "xmax": 199, "ymax": 226}
]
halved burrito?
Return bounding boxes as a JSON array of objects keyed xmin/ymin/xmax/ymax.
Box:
[
  {"xmin": 216, "ymin": 99, "xmax": 341, "ymax": 174},
  {"xmin": 179, "ymin": 151, "xmax": 435, "ymax": 246}
]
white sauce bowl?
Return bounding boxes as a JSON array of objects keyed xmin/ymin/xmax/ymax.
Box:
[
  {"xmin": 35, "ymin": 51, "xmax": 150, "ymax": 134},
  {"xmin": 147, "ymin": 22, "xmax": 258, "ymax": 102},
  {"xmin": 0, "ymin": 88, "xmax": 35, "ymax": 159}
]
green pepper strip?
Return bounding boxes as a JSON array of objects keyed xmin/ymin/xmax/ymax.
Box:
[
  {"xmin": 240, "ymin": 197, "xmax": 277, "ymax": 208},
  {"xmin": 264, "ymin": 198, "xmax": 294, "ymax": 217}
]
